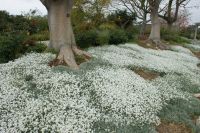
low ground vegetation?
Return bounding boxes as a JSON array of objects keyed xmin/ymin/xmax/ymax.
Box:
[
  {"xmin": 0, "ymin": 43, "xmax": 200, "ymax": 132},
  {"xmin": 161, "ymin": 28, "xmax": 191, "ymax": 45}
]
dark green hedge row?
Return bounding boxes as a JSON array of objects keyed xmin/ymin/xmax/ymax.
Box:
[{"xmin": 75, "ymin": 28, "xmax": 132, "ymax": 48}]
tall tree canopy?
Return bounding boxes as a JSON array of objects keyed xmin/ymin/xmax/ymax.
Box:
[
  {"xmin": 159, "ymin": 0, "xmax": 190, "ymax": 29},
  {"xmin": 115, "ymin": 0, "xmax": 150, "ymax": 37}
]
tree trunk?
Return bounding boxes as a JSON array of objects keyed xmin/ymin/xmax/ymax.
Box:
[
  {"xmin": 167, "ymin": 22, "xmax": 173, "ymax": 31},
  {"xmin": 149, "ymin": 11, "xmax": 160, "ymax": 43},
  {"xmin": 194, "ymin": 25, "xmax": 198, "ymax": 40},
  {"xmin": 139, "ymin": 13, "xmax": 147, "ymax": 39},
  {"xmin": 41, "ymin": 0, "xmax": 91, "ymax": 69}
]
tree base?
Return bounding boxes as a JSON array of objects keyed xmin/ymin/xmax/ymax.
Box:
[
  {"xmin": 138, "ymin": 39, "xmax": 170, "ymax": 50},
  {"xmin": 49, "ymin": 46, "xmax": 91, "ymax": 69},
  {"xmin": 194, "ymin": 93, "xmax": 200, "ymax": 99}
]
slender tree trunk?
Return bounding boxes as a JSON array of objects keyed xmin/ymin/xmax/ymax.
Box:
[
  {"xmin": 149, "ymin": 11, "xmax": 160, "ymax": 43},
  {"xmin": 41, "ymin": 0, "xmax": 91, "ymax": 69},
  {"xmin": 167, "ymin": 22, "xmax": 173, "ymax": 31},
  {"xmin": 139, "ymin": 13, "xmax": 147, "ymax": 39},
  {"xmin": 194, "ymin": 25, "xmax": 198, "ymax": 40}
]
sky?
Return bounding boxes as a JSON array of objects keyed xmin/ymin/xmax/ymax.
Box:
[{"xmin": 0, "ymin": 0, "xmax": 199, "ymax": 24}]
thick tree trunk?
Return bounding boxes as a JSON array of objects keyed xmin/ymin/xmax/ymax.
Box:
[
  {"xmin": 41, "ymin": 0, "xmax": 91, "ymax": 69},
  {"xmin": 149, "ymin": 11, "xmax": 160, "ymax": 43}
]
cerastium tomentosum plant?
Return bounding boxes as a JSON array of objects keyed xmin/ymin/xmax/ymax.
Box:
[{"xmin": 0, "ymin": 44, "xmax": 200, "ymax": 132}]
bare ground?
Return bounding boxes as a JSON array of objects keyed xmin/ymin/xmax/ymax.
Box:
[{"xmin": 156, "ymin": 122, "xmax": 192, "ymax": 133}]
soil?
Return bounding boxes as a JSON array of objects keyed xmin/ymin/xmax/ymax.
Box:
[
  {"xmin": 49, "ymin": 59, "xmax": 66, "ymax": 67},
  {"xmin": 137, "ymin": 39, "xmax": 170, "ymax": 50},
  {"xmin": 137, "ymin": 40, "xmax": 158, "ymax": 50},
  {"xmin": 192, "ymin": 51, "xmax": 200, "ymax": 59},
  {"xmin": 133, "ymin": 68, "xmax": 163, "ymax": 80},
  {"xmin": 156, "ymin": 122, "xmax": 192, "ymax": 133}
]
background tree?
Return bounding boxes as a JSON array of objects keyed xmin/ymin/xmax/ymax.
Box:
[
  {"xmin": 107, "ymin": 9, "xmax": 136, "ymax": 29},
  {"xmin": 0, "ymin": 11, "xmax": 11, "ymax": 33},
  {"xmin": 72, "ymin": 0, "xmax": 110, "ymax": 28},
  {"xmin": 84, "ymin": 0, "xmax": 110, "ymax": 26},
  {"xmin": 114, "ymin": 0, "xmax": 150, "ymax": 38},
  {"xmin": 159, "ymin": 0, "xmax": 190, "ymax": 30},
  {"xmin": 40, "ymin": 0, "xmax": 91, "ymax": 69},
  {"xmin": 175, "ymin": 9, "xmax": 190, "ymax": 29}
]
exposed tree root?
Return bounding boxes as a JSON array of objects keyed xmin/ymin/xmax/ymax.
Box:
[
  {"xmin": 150, "ymin": 39, "xmax": 171, "ymax": 50},
  {"xmin": 194, "ymin": 93, "xmax": 200, "ymax": 99},
  {"xmin": 72, "ymin": 47, "xmax": 92, "ymax": 61},
  {"xmin": 49, "ymin": 46, "xmax": 91, "ymax": 69},
  {"xmin": 138, "ymin": 39, "xmax": 170, "ymax": 50},
  {"xmin": 192, "ymin": 51, "xmax": 200, "ymax": 59}
]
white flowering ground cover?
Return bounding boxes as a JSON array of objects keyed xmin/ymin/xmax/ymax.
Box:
[
  {"xmin": 184, "ymin": 42, "xmax": 200, "ymax": 51},
  {"xmin": 0, "ymin": 43, "xmax": 200, "ymax": 133}
]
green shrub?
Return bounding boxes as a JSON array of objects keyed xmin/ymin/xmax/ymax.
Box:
[
  {"xmin": 96, "ymin": 30, "xmax": 110, "ymax": 46},
  {"xmin": 164, "ymin": 35, "xmax": 190, "ymax": 44},
  {"xmin": 125, "ymin": 26, "xmax": 139, "ymax": 41},
  {"xmin": 75, "ymin": 29, "xmax": 98, "ymax": 48},
  {"xmin": 98, "ymin": 23, "xmax": 117, "ymax": 31},
  {"xmin": 26, "ymin": 43, "xmax": 47, "ymax": 53},
  {"xmin": 44, "ymin": 48, "xmax": 58, "ymax": 54},
  {"xmin": 161, "ymin": 28, "xmax": 191, "ymax": 44},
  {"xmin": 0, "ymin": 36, "xmax": 15, "ymax": 63},
  {"xmin": 29, "ymin": 31, "xmax": 49, "ymax": 41},
  {"xmin": 0, "ymin": 33, "xmax": 48, "ymax": 63},
  {"xmin": 180, "ymin": 25, "xmax": 200, "ymax": 40},
  {"xmin": 126, "ymin": 30, "xmax": 135, "ymax": 41},
  {"xmin": 75, "ymin": 28, "xmax": 129, "ymax": 48},
  {"xmin": 0, "ymin": 34, "xmax": 27, "ymax": 63},
  {"xmin": 109, "ymin": 29, "xmax": 128, "ymax": 45},
  {"xmin": 107, "ymin": 10, "xmax": 136, "ymax": 29}
]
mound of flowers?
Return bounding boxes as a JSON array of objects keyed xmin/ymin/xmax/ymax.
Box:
[{"xmin": 0, "ymin": 44, "xmax": 200, "ymax": 132}]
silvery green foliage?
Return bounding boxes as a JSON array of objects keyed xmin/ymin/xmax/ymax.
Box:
[
  {"xmin": 185, "ymin": 43, "xmax": 200, "ymax": 51},
  {"xmin": 84, "ymin": 67, "xmax": 162, "ymax": 126},
  {"xmin": 0, "ymin": 53, "xmax": 99, "ymax": 133},
  {"xmin": 89, "ymin": 43, "xmax": 200, "ymax": 73},
  {"xmin": 0, "ymin": 44, "xmax": 200, "ymax": 132},
  {"xmin": 170, "ymin": 45, "xmax": 193, "ymax": 55}
]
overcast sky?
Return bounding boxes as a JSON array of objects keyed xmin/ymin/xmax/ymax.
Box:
[{"xmin": 0, "ymin": 0, "xmax": 199, "ymax": 24}]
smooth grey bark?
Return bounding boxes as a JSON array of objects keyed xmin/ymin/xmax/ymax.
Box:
[
  {"xmin": 148, "ymin": 0, "xmax": 161, "ymax": 43},
  {"xmin": 40, "ymin": 0, "xmax": 91, "ymax": 69},
  {"xmin": 149, "ymin": 11, "xmax": 160, "ymax": 42}
]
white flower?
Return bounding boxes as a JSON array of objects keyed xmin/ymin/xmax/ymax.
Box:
[{"xmin": 0, "ymin": 43, "xmax": 200, "ymax": 132}]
